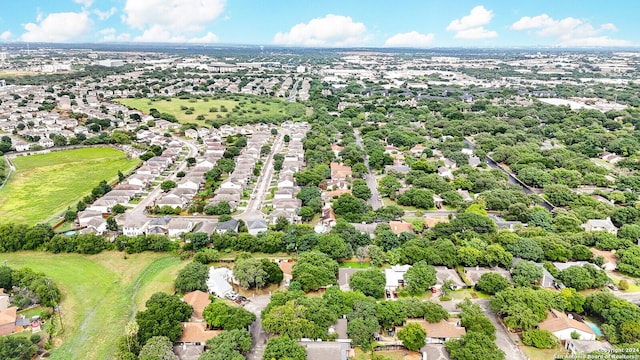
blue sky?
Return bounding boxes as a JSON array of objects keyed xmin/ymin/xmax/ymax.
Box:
[{"xmin": 0, "ymin": 0, "xmax": 637, "ymax": 47}]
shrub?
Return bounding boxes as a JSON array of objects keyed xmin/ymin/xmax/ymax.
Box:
[
  {"xmin": 619, "ymin": 280, "xmax": 630, "ymax": 290},
  {"xmin": 522, "ymin": 329, "xmax": 558, "ymax": 349}
]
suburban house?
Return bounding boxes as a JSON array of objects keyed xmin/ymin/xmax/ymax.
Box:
[
  {"xmin": 272, "ymin": 198, "xmax": 302, "ymax": 212},
  {"xmin": 193, "ymin": 221, "xmax": 217, "ymax": 237},
  {"xmin": 330, "ymin": 162, "xmax": 352, "ymax": 181},
  {"xmin": 156, "ymin": 194, "xmax": 186, "ymax": 209},
  {"xmin": 437, "ymin": 167, "xmax": 454, "ymax": 180},
  {"xmin": 538, "ymin": 309, "xmax": 596, "ymax": 341},
  {"xmin": 210, "ymin": 193, "xmax": 241, "ymax": 209},
  {"xmin": 122, "ymin": 217, "xmax": 149, "ymax": 237},
  {"xmin": 83, "ymin": 217, "xmax": 107, "ymax": 235},
  {"xmin": 434, "ymin": 266, "xmax": 465, "ymax": 289},
  {"xmin": 175, "ymin": 322, "xmax": 220, "ymax": 347},
  {"xmin": 216, "ymin": 219, "xmax": 239, "ymax": 234},
  {"xmin": 410, "ymin": 144, "xmax": 426, "ymax": 156},
  {"xmin": 184, "ymin": 129, "xmax": 198, "ymax": 139},
  {"xmin": 405, "ymin": 318, "xmax": 466, "ymax": 344},
  {"xmin": 582, "ymin": 218, "xmax": 618, "ymax": 235},
  {"xmin": 297, "ymin": 341, "xmax": 351, "ymax": 360},
  {"xmin": 340, "ymin": 268, "xmax": 365, "ymax": 291},
  {"xmin": 565, "ymin": 339, "xmax": 612, "ymax": 356},
  {"xmin": 0, "ymin": 307, "xmax": 17, "ymax": 336},
  {"xmin": 389, "ymin": 221, "xmax": 413, "ymax": 235},
  {"xmin": 206, "ymin": 267, "xmax": 233, "ymax": 298},
  {"xmin": 457, "ymin": 189, "xmax": 473, "ymax": 202},
  {"xmin": 385, "ymin": 265, "xmax": 411, "ymax": 292},
  {"xmin": 167, "ymin": 218, "xmax": 194, "ymax": 238},
  {"xmin": 183, "ymin": 290, "xmax": 211, "ymax": 322},
  {"xmin": 246, "ymin": 218, "xmax": 269, "ymax": 235}
]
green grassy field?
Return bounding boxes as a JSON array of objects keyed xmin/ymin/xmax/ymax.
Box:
[
  {"xmin": 340, "ymin": 261, "xmax": 372, "ymax": 268},
  {"xmin": 116, "ymin": 95, "xmax": 306, "ymax": 127},
  {"xmin": 0, "ymin": 148, "xmax": 140, "ymax": 225},
  {"xmin": 2, "ymin": 251, "xmax": 186, "ymax": 360}
]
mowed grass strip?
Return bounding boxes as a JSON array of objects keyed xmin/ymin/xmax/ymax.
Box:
[
  {"xmin": 0, "ymin": 148, "xmax": 139, "ymax": 225},
  {"xmin": 2, "ymin": 251, "xmax": 186, "ymax": 360}
]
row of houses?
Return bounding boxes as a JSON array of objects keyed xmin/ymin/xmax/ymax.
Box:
[
  {"xmin": 210, "ymin": 129, "xmax": 273, "ymax": 211},
  {"xmin": 79, "ymin": 141, "xmax": 184, "ymax": 234},
  {"xmin": 268, "ymin": 122, "xmax": 310, "ymax": 224}
]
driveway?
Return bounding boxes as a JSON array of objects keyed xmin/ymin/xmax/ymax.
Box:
[
  {"xmin": 474, "ymin": 299, "xmax": 527, "ymax": 360},
  {"xmin": 244, "ymin": 294, "xmax": 272, "ymax": 360}
]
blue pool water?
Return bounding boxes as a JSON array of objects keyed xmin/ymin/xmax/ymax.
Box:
[{"xmin": 584, "ymin": 321, "xmax": 603, "ymax": 336}]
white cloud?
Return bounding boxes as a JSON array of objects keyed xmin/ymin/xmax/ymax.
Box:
[
  {"xmin": 511, "ymin": 14, "xmax": 631, "ymax": 47},
  {"xmin": 511, "ymin": 14, "xmax": 555, "ymax": 31},
  {"xmin": 447, "ymin": 5, "xmax": 497, "ymax": 40},
  {"xmin": 99, "ymin": 28, "xmax": 129, "ymax": 42},
  {"xmin": 74, "ymin": 0, "xmax": 94, "ymax": 7},
  {"xmin": 188, "ymin": 32, "xmax": 219, "ymax": 43},
  {"xmin": 123, "ymin": 0, "xmax": 225, "ymax": 35},
  {"xmin": 0, "ymin": 31, "xmax": 11, "ymax": 41},
  {"xmin": 273, "ymin": 14, "xmax": 368, "ymax": 47},
  {"xmin": 133, "ymin": 25, "xmax": 186, "ymax": 43},
  {"xmin": 94, "ymin": 7, "xmax": 117, "ymax": 21},
  {"xmin": 384, "ymin": 31, "xmax": 434, "ymax": 47},
  {"xmin": 21, "ymin": 12, "xmax": 91, "ymax": 42}
]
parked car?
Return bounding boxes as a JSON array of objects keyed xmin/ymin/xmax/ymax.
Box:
[{"xmin": 608, "ymin": 283, "xmax": 619, "ymax": 291}]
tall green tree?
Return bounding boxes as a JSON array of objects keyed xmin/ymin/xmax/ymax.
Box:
[
  {"xmin": 138, "ymin": 336, "xmax": 177, "ymax": 360},
  {"xmin": 263, "ymin": 336, "xmax": 306, "ymax": 360},
  {"xmin": 397, "ymin": 322, "xmax": 426, "ymax": 351}
]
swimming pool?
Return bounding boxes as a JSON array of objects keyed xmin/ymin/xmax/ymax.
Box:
[{"xmin": 584, "ymin": 321, "xmax": 603, "ymax": 337}]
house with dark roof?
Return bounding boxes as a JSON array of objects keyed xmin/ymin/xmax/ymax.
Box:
[
  {"xmin": 246, "ymin": 218, "xmax": 268, "ymax": 235},
  {"xmin": 297, "ymin": 341, "xmax": 351, "ymax": 360},
  {"xmin": 216, "ymin": 219, "xmax": 239, "ymax": 234}
]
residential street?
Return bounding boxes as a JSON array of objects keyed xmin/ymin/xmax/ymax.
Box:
[
  {"xmin": 237, "ymin": 132, "xmax": 284, "ymax": 220},
  {"xmin": 354, "ymin": 129, "xmax": 383, "ymax": 210}
]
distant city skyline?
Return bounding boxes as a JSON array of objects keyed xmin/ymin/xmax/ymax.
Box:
[{"xmin": 0, "ymin": 0, "xmax": 638, "ymax": 48}]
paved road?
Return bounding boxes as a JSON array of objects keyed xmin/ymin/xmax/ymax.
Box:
[
  {"xmin": 236, "ymin": 132, "xmax": 284, "ymax": 221},
  {"xmin": 244, "ymin": 294, "xmax": 272, "ymax": 360},
  {"xmin": 288, "ymin": 79, "xmax": 300, "ymax": 102},
  {"xmin": 354, "ymin": 129, "xmax": 383, "ymax": 210},
  {"xmin": 475, "ymin": 299, "xmax": 528, "ymax": 360},
  {"xmin": 124, "ymin": 136, "xmax": 199, "ymax": 225},
  {"xmin": 611, "ymin": 290, "xmax": 640, "ymax": 304}
]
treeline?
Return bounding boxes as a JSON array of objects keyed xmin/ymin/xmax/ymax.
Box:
[{"xmin": 0, "ymin": 223, "xmax": 177, "ymax": 255}]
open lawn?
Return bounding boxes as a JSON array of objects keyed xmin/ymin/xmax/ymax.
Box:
[
  {"xmin": 608, "ymin": 272, "xmax": 640, "ymax": 292},
  {"xmin": 353, "ymin": 348, "xmax": 422, "ymax": 360},
  {"xmin": 0, "ymin": 148, "xmax": 139, "ymax": 225},
  {"xmin": 116, "ymin": 94, "xmax": 306, "ymax": 127},
  {"xmin": 2, "ymin": 251, "xmax": 186, "ymax": 360},
  {"xmin": 340, "ymin": 261, "xmax": 372, "ymax": 269},
  {"xmin": 521, "ymin": 344, "xmax": 567, "ymax": 360}
]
